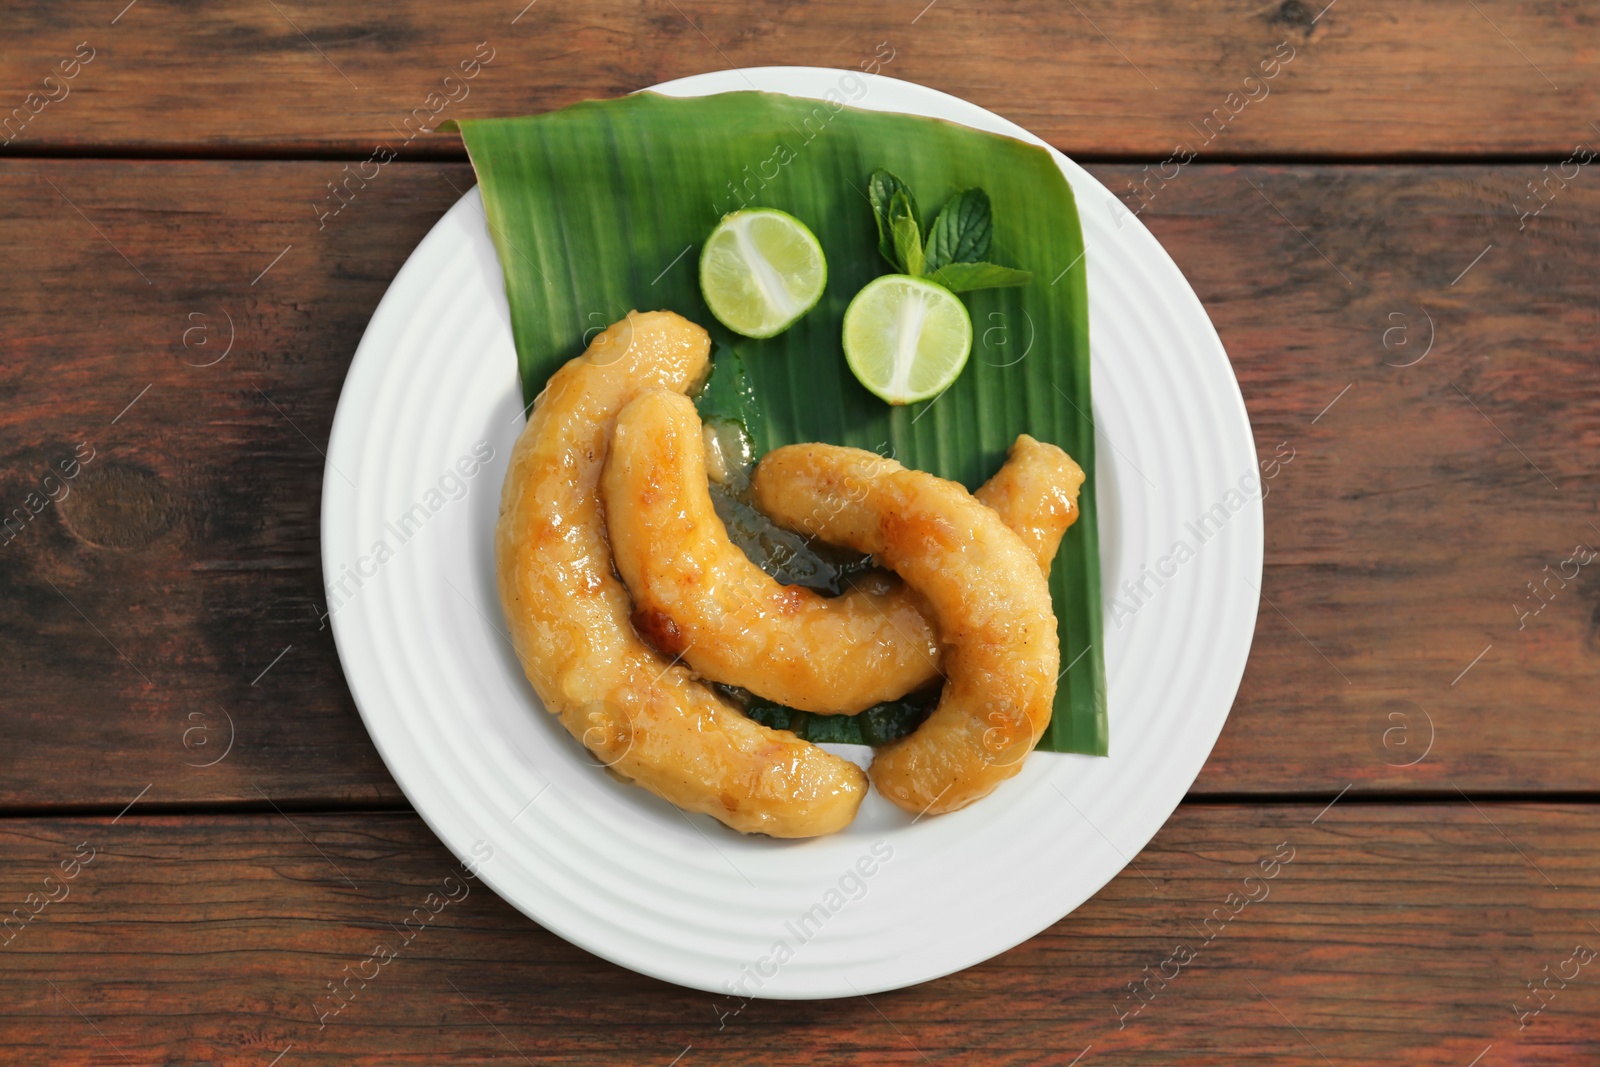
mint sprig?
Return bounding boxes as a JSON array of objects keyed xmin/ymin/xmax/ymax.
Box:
[{"xmin": 868, "ymin": 168, "xmax": 1032, "ymax": 293}]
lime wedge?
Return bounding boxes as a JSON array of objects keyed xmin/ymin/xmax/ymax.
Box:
[
  {"xmin": 699, "ymin": 209, "xmax": 827, "ymax": 338},
  {"xmin": 842, "ymin": 275, "xmax": 973, "ymax": 405}
]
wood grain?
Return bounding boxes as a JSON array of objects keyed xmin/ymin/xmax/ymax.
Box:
[
  {"xmin": 3, "ymin": 5, "xmax": 1592, "ymax": 1052},
  {"xmin": 1158, "ymin": 163, "xmax": 1600, "ymax": 795},
  {"xmin": 0, "ymin": 159, "xmax": 1595, "ymax": 808},
  {"xmin": 0, "ymin": 159, "xmax": 473, "ymax": 809},
  {"xmin": 0, "ymin": 804, "xmax": 1595, "ymax": 1065},
  {"xmin": 0, "ymin": 1, "xmax": 1596, "ymax": 158}
]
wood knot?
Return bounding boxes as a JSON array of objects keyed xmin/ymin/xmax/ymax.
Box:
[
  {"xmin": 57, "ymin": 463, "xmax": 173, "ymax": 549},
  {"xmin": 1270, "ymin": 0, "xmax": 1316, "ymax": 32}
]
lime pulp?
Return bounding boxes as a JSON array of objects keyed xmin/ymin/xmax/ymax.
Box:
[
  {"xmin": 698, "ymin": 209, "xmax": 827, "ymax": 339},
  {"xmin": 841, "ymin": 275, "xmax": 973, "ymax": 405}
]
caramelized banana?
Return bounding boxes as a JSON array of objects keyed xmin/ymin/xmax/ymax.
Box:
[
  {"xmin": 603, "ymin": 391, "xmax": 1080, "ymax": 714},
  {"xmin": 495, "ymin": 312, "xmax": 866, "ymax": 837},
  {"xmin": 752, "ymin": 444, "xmax": 1059, "ymax": 815},
  {"xmin": 603, "ymin": 390, "xmax": 941, "ymax": 713}
]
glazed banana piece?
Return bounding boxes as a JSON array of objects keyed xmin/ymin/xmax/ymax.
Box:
[
  {"xmin": 751, "ymin": 444, "xmax": 1060, "ymax": 816},
  {"xmin": 603, "ymin": 390, "xmax": 941, "ymax": 713},
  {"xmin": 602, "ymin": 392, "xmax": 1080, "ymax": 713},
  {"xmin": 495, "ymin": 311, "xmax": 866, "ymax": 837},
  {"xmin": 974, "ymin": 434, "xmax": 1086, "ymax": 577}
]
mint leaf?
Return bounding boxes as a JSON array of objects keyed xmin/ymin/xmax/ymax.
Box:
[
  {"xmin": 928, "ymin": 261, "xmax": 1033, "ymax": 293},
  {"xmin": 889, "ymin": 189, "xmax": 925, "ymax": 276},
  {"xmin": 924, "ymin": 188, "xmax": 993, "ymax": 272},
  {"xmin": 869, "ymin": 169, "xmax": 918, "ymax": 271}
]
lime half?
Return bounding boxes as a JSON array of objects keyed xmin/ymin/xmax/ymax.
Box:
[
  {"xmin": 699, "ymin": 209, "xmax": 827, "ymax": 338},
  {"xmin": 842, "ymin": 275, "xmax": 973, "ymax": 405}
]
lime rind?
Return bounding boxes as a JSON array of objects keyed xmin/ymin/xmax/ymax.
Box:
[{"xmin": 699, "ymin": 209, "xmax": 827, "ymax": 339}]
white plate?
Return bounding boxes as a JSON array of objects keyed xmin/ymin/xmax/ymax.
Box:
[{"xmin": 323, "ymin": 67, "xmax": 1261, "ymax": 999}]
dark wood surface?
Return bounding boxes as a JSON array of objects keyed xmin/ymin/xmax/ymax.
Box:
[
  {"xmin": 2, "ymin": 160, "xmax": 1594, "ymax": 805},
  {"xmin": 3, "ymin": 805, "xmax": 1597, "ymax": 1065},
  {"xmin": 3, "ymin": 1, "xmax": 1599, "ymax": 157},
  {"xmin": 2, "ymin": 2, "xmax": 1597, "ymax": 1062}
]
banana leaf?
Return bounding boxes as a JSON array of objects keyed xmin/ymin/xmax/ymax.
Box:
[{"xmin": 452, "ymin": 91, "xmax": 1107, "ymax": 756}]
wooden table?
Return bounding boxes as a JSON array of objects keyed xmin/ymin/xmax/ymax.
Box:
[{"xmin": 3, "ymin": 3, "xmax": 1596, "ymax": 1063}]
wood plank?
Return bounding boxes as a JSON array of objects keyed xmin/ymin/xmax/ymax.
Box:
[
  {"xmin": 0, "ymin": 804, "xmax": 1595, "ymax": 1064},
  {"xmin": 0, "ymin": 160, "xmax": 473, "ymax": 809},
  {"xmin": 0, "ymin": 159, "xmax": 1595, "ymax": 807},
  {"xmin": 0, "ymin": 1, "xmax": 1596, "ymax": 157},
  {"xmin": 1152, "ymin": 163, "xmax": 1600, "ymax": 796}
]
